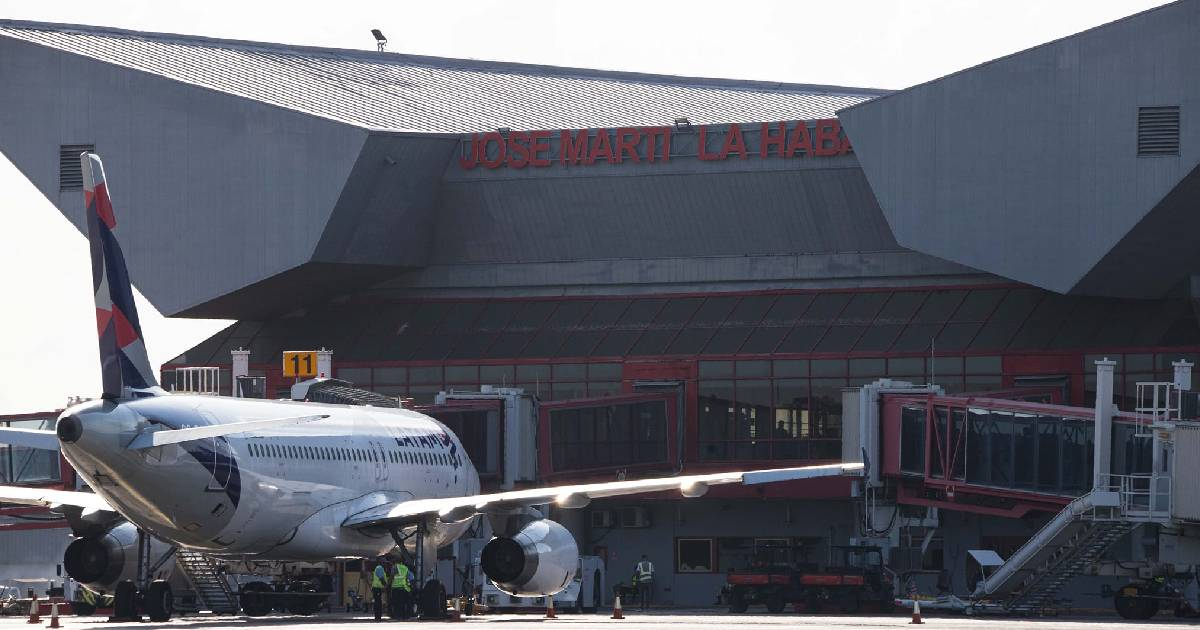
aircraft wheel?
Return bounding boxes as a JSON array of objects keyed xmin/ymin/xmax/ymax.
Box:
[
  {"xmin": 287, "ymin": 582, "xmax": 319, "ymax": 615},
  {"xmin": 112, "ymin": 580, "xmax": 139, "ymax": 620},
  {"xmin": 145, "ymin": 580, "xmax": 174, "ymax": 622},
  {"xmin": 419, "ymin": 580, "xmax": 446, "ymax": 618},
  {"xmin": 240, "ymin": 581, "xmax": 272, "ymax": 617}
]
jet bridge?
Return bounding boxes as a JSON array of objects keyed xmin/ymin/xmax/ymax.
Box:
[{"xmin": 850, "ymin": 359, "xmax": 1200, "ymax": 614}]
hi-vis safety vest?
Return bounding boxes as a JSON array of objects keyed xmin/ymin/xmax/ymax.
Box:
[
  {"xmin": 391, "ymin": 565, "xmax": 411, "ymax": 592},
  {"xmin": 372, "ymin": 565, "xmax": 387, "ymax": 589},
  {"xmin": 636, "ymin": 560, "xmax": 654, "ymax": 582}
]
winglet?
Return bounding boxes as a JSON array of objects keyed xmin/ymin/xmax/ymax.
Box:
[{"xmin": 82, "ymin": 153, "xmax": 158, "ymax": 398}]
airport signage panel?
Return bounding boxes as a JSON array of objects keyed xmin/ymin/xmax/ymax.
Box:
[
  {"xmin": 282, "ymin": 351, "xmax": 318, "ymax": 377},
  {"xmin": 456, "ymin": 119, "xmax": 852, "ymax": 170}
]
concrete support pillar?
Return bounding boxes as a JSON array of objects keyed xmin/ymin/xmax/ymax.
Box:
[
  {"xmin": 317, "ymin": 348, "xmax": 333, "ymax": 379},
  {"xmin": 1174, "ymin": 360, "xmax": 1193, "ymax": 391},
  {"xmin": 1094, "ymin": 358, "xmax": 1116, "ymax": 490},
  {"xmin": 231, "ymin": 348, "xmax": 250, "ymax": 398}
]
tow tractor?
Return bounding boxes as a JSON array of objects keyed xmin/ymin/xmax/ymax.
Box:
[{"xmin": 723, "ymin": 543, "xmax": 894, "ymax": 614}]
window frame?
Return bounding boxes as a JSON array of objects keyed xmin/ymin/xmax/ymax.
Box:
[{"xmin": 675, "ymin": 537, "xmax": 717, "ymax": 574}]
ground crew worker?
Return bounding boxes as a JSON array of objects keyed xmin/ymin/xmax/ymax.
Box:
[
  {"xmin": 389, "ymin": 562, "xmax": 413, "ymax": 620},
  {"xmin": 634, "ymin": 554, "xmax": 654, "ymax": 611},
  {"xmin": 371, "ymin": 557, "xmax": 388, "ymax": 621}
]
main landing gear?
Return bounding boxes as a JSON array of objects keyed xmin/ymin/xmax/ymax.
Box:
[
  {"xmin": 389, "ymin": 521, "xmax": 448, "ymax": 620},
  {"xmin": 110, "ymin": 530, "xmax": 177, "ymax": 622}
]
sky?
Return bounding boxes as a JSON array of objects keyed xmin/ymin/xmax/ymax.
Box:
[{"xmin": 0, "ymin": 0, "xmax": 1175, "ymax": 413}]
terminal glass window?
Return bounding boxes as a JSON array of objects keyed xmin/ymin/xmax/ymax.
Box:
[
  {"xmin": 950, "ymin": 407, "xmax": 1093, "ymax": 495},
  {"xmin": 676, "ymin": 538, "xmax": 715, "ymax": 573},
  {"xmin": 426, "ymin": 409, "xmax": 499, "ymax": 479},
  {"xmin": 1112, "ymin": 422, "xmax": 1152, "ymax": 476},
  {"xmin": 549, "ymin": 400, "xmax": 668, "ymax": 472},
  {"xmin": 900, "ymin": 406, "xmax": 926, "ymax": 475},
  {"xmin": 931, "ymin": 408, "xmax": 948, "ymax": 478},
  {"xmin": 699, "ymin": 364, "xmax": 844, "ymax": 462},
  {"xmin": 1, "ymin": 418, "xmax": 61, "ymax": 484}
]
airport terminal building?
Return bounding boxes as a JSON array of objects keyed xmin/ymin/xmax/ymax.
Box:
[{"xmin": 2, "ymin": 0, "xmax": 1199, "ymax": 606}]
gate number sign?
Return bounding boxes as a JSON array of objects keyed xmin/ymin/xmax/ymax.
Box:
[{"xmin": 283, "ymin": 351, "xmax": 318, "ymax": 378}]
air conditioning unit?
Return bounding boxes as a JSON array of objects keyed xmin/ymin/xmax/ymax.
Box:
[
  {"xmin": 620, "ymin": 506, "xmax": 651, "ymax": 528},
  {"xmin": 591, "ymin": 510, "xmax": 614, "ymax": 528}
]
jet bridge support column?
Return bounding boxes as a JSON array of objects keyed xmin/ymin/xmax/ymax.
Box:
[
  {"xmin": 1094, "ymin": 359, "xmax": 1116, "ymax": 490},
  {"xmin": 231, "ymin": 349, "xmax": 250, "ymax": 397},
  {"xmin": 317, "ymin": 348, "xmax": 333, "ymax": 379},
  {"xmin": 1174, "ymin": 360, "xmax": 1192, "ymax": 391}
]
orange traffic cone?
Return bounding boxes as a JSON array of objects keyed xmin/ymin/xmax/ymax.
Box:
[
  {"xmin": 48, "ymin": 603, "xmax": 62, "ymax": 629},
  {"xmin": 910, "ymin": 600, "xmax": 924, "ymax": 624},
  {"xmin": 26, "ymin": 594, "xmax": 40, "ymax": 624},
  {"xmin": 545, "ymin": 597, "xmax": 557, "ymax": 619},
  {"xmin": 611, "ymin": 595, "xmax": 624, "ymax": 620}
]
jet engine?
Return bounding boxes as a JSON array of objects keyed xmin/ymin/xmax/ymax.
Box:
[
  {"xmin": 63, "ymin": 522, "xmax": 171, "ymax": 593},
  {"xmin": 480, "ymin": 519, "xmax": 579, "ymax": 596}
]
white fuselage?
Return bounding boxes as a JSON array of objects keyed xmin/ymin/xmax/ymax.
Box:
[{"xmin": 58, "ymin": 395, "xmax": 481, "ymax": 560}]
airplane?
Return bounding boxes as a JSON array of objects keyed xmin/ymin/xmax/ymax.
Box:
[{"xmin": 0, "ymin": 152, "xmax": 864, "ymax": 621}]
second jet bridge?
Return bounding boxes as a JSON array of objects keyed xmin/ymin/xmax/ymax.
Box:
[
  {"xmin": 858, "ymin": 387, "xmax": 1167, "ymax": 519},
  {"xmin": 849, "ymin": 360, "xmax": 1200, "ymax": 613}
]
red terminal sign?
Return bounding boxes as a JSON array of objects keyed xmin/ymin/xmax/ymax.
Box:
[{"xmin": 457, "ymin": 119, "xmax": 852, "ymax": 170}]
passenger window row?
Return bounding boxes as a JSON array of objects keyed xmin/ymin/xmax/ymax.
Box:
[{"xmin": 243, "ymin": 441, "xmax": 454, "ymax": 466}]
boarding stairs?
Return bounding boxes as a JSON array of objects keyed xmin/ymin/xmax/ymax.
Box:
[
  {"xmin": 175, "ymin": 550, "xmax": 239, "ymax": 614},
  {"xmin": 1003, "ymin": 520, "xmax": 1134, "ymax": 612},
  {"xmin": 974, "ymin": 475, "xmax": 1171, "ymax": 613}
]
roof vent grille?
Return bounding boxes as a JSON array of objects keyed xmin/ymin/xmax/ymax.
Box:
[
  {"xmin": 59, "ymin": 144, "xmax": 95, "ymax": 191},
  {"xmin": 1138, "ymin": 106, "xmax": 1180, "ymax": 156}
]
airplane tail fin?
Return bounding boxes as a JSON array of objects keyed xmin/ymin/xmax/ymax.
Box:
[{"xmin": 82, "ymin": 153, "xmax": 159, "ymax": 398}]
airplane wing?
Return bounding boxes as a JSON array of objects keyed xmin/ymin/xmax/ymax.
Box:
[
  {"xmin": 127, "ymin": 414, "xmax": 330, "ymax": 449},
  {"xmin": 0, "ymin": 484, "xmax": 114, "ymax": 512},
  {"xmin": 342, "ymin": 462, "xmax": 863, "ymax": 529},
  {"xmin": 0, "ymin": 427, "xmax": 59, "ymax": 450}
]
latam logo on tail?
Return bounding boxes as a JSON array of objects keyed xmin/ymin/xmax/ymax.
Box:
[{"xmin": 82, "ymin": 154, "xmax": 158, "ymax": 396}]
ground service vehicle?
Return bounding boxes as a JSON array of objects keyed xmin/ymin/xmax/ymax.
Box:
[{"xmin": 724, "ymin": 543, "xmax": 894, "ymax": 614}]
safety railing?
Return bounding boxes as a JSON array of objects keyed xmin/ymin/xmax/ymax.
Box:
[
  {"xmin": 1097, "ymin": 474, "xmax": 1172, "ymax": 522},
  {"xmin": 974, "ymin": 490, "xmax": 1106, "ymax": 597},
  {"xmin": 169, "ymin": 366, "xmax": 221, "ymax": 395}
]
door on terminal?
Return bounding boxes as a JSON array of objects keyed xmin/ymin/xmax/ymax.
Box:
[{"xmin": 538, "ymin": 392, "xmax": 679, "ymax": 479}]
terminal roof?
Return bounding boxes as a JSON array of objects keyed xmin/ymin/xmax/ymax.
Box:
[{"xmin": 0, "ymin": 20, "xmax": 886, "ymax": 134}]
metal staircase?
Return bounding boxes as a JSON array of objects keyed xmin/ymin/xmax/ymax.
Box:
[
  {"xmin": 175, "ymin": 550, "xmax": 239, "ymax": 614},
  {"xmin": 1004, "ymin": 520, "xmax": 1135, "ymax": 612},
  {"xmin": 972, "ymin": 475, "xmax": 1173, "ymax": 614}
]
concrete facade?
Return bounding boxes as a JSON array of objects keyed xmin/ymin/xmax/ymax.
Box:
[
  {"xmin": 2, "ymin": 4, "xmax": 1200, "ymax": 614},
  {"xmin": 0, "ymin": 523, "xmax": 71, "ymax": 587},
  {"xmin": 840, "ymin": 0, "xmax": 1200, "ymax": 299}
]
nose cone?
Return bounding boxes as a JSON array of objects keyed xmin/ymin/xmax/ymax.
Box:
[{"xmin": 57, "ymin": 415, "xmax": 83, "ymax": 443}]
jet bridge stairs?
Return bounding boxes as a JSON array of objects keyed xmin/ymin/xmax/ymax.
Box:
[{"xmin": 971, "ymin": 476, "xmax": 1171, "ymax": 614}]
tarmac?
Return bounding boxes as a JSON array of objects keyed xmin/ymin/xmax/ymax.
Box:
[{"xmin": 2, "ymin": 610, "xmax": 1199, "ymax": 629}]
